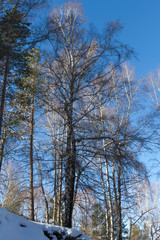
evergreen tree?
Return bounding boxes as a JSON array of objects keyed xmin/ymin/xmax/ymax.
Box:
[
  {"xmin": 130, "ymin": 223, "xmax": 151, "ymax": 240},
  {"xmin": 0, "ymin": 6, "xmax": 30, "ymax": 171},
  {"xmin": 13, "ymin": 48, "xmax": 44, "ymax": 221},
  {"xmin": 91, "ymin": 202, "xmax": 107, "ymax": 240}
]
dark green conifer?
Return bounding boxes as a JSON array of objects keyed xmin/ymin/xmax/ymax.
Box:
[{"xmin": 0, "ymin": 6, "xmax": 30, "ymax": 171}]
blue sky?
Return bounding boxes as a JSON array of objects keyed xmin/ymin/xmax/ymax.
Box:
[
  {"xmin": 51, "ymin": 0, "xmax": 160, "ymax": 77},
  {"xmin": 48, "ymin": 0, "xmax": 160, "ymax": 78},
  {"xmin": 78, "ymin": 0, "xmax": 160, "ymax": 78}
]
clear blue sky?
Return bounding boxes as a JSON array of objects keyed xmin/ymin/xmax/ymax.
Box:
[
  {"xmin": 80, "ymin": 0, "xmax": 160, "ymax": 78},
  {"xmin": 54, "ymin": 0, "xmax": 160, "ymax": 78}
]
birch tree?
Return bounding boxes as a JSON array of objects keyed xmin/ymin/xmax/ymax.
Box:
[
  {"xmin": 88, "ymin": 64, "xmax": 147, "ymax": 239},
  {"xmin": 45, "ymin": 1, "xmax": 132, "ymax": 227},
  {"xmin": 135, "ymin": 181, "xmax": 160, "ymax": 240}
]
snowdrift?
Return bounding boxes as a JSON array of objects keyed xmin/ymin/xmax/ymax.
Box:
[{"xmin": 0, "ymin": 207, "xmax": 91, "ymax": 240}]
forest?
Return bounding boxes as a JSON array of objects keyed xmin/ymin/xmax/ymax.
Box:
[{"xmin": 1, "ymin": 0, "xmax": 160, "ymax": 239}]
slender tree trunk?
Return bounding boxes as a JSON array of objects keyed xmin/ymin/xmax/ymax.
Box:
[
  {"xmin": 105, "ymin": 160, "xmax": 114, "ymax": 240},
  {"xmin": 128, "ymin": 219, "xmax": 132, "ymax": 240},
  {"xmin": 52, "ymin": 113, "xmax": 60, "ymax": 225},
  {"xmin": 0, "ymin": 55, "xmax": 9, "ymax": 171},
  {"xmin": 0, "ymin": 127, "xmax": 6, "ymax": 172},
  {"xmin": 53, "ymin": 143, "xmax": 58, "ymax": 224},
  {"xmin": 59, "ymin": 152, "xmax": 63, "ymax": 226},
  {"xmin": 58, "ymin": 124, "xmax": 65, "ymax": 226},
  {"xmin": 59, "ymin": 120, "xmax": 66, "ymax": 226},
  {"xmin": 99, "ymin": 157, "xmax": 110, "ymax": 239},
  {"xmin": 29, "ymin": 92, "xmax": 34, "ymax": 221},
  {"xmin": 117, "ymin": 159, "xmax": 122, "ymax": 240},
  {"xmin": 36, "ymin": 154, "xmax": 49, "ymax": 224},
  {"xmin": 41, "ymin": 177, "xmax": 49, "ymax": 224},
  {"xmin": 57, "ymin": 128, "xmax": 63, "ymax": 226},
  {"xmin": 98, "ymin": 100, "xmax": 114, "ymax": 239}
]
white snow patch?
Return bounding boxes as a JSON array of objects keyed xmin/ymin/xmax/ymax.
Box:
[{"xmin": 0, "ymin": 207, "xmax": 91, "ymax": 240}]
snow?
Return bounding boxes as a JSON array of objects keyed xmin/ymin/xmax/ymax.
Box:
[{"xmin": 0, "ymin": 207, "xmax": 91, "ymax": 240}]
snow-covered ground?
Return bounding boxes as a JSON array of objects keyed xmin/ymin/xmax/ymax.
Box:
[{"xmin": 0, "ymin": 207, "xmax": 91, "ymax": 240}]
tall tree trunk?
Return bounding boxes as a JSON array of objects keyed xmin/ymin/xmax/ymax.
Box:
[
  {"xmin": 98, "ymin": 100, "xmax": 114, "ymax": 240},
  {"xmin": 40, "ymin": 174, "xmax": 49, "ymax": 224},
  {"xmin": 64, "ymin": 103, "xmax": 76, "ymax": 228},
  {"xmin": 0, "ymin": 55, "xmax": 9, "ymax": 171},
  {"xmin": 99, "ymin": 156, "xmax": 110, "ymax": 239},
  {"xmin": 36, "ymin": 153, "xmax": 49, "ymax": 224},
  {"xmin": 58, "ymin": 123, "xmax": 65, "ymax": 226},
  {"xmin": 29, "ymin": 92, "xmax": 34, "ymax": 221},
  {"xmin": 58, "ymin": 152, "xmax": 63, "ymax": 226},
  {"xmin": 56, "ymin": 128, "xmax": 63, "ymax": 226},
  {"xmin": 117, "ymin": 159, "xmax": 122, "ymax": 240},
  {"xmin": 53, "ymin": 142, "xmax": 58, "ymax": 224},
  {"xmin": 105, "ymin": 160, "xmax": 114, "ymax": 240}
]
